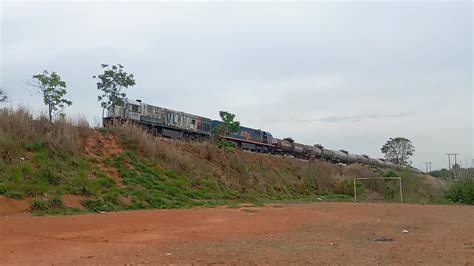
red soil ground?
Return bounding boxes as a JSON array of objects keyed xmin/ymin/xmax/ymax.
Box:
[{"xmin": 1, "ymin": 202, "xmax": 473, "ymax": 265}]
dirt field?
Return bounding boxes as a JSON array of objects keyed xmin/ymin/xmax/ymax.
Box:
[{"xmin": 1, "ymin": 202, "xmax": 473, "ymax": 265}]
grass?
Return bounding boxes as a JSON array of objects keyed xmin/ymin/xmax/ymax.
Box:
[
  {"xmin": 0, "ymin": 106, "xmax": 456, "ymax": 216},
  {"xmin": 446, "ymin": 177, "xmax": 474, "ymax": 204}
]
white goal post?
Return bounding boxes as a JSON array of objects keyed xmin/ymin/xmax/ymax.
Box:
[{"xmin": 353, "ymin": 177, "xmax": 403, "ymax": 203}]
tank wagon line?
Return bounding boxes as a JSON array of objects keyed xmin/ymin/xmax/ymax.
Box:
[{"xmin": 104, "ymin": 98, "xmax": 400, "ymax": 169}]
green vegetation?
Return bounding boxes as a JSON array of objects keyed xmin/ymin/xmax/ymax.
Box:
[
  {"xmin": 381, "ymin": 137, "xmax": 414, "ymax": 166},
  {"xmin": 26, "ymin": 70, "xmax": 72, "ymax": 123},
  {"xmin": 429, "ymin": 165, "xmax": 473, "ymax": 180},
  {"xmin": 213, "ymin": 111, "xmax": 240, "ymax": 150},
  {"xmin": 94, "ymin": 63, "xmax": 136, "ymax": 115},
  {"xmin": 0, "ymin": 107, "xmax": 466, "ymax": 217},
  {"xmin": 446, "ymin": 178, "xmax": 474, "ymax": 204}
]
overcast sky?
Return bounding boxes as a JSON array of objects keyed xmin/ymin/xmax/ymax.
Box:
[{"xmin": 1, "ymin": 1, "xmax": 472, "ymax": 170}]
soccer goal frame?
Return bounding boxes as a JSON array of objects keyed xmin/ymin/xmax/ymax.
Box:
[{"xmin": 353, "ymin": 177, "xmax": 403, "ymax": 203}]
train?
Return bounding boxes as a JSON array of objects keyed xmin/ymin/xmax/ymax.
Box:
[{"xmin": 104, "ymin": 98, "xmax": 400, "ymax": 169}]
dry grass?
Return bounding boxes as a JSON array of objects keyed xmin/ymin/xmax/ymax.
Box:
[
  {"xmin": 0, "ymin": 107, "xmax": 93, "ymax": 158},
  {"xmin": 104, "ymin": 123, "xmax": 446, "ymax": 202},
  {"xmin": 0, "ymin": 107, "xmax": 446, "ymax": 205},
  {"xmin": 106, "ymin": 122, "xmax": 160, "ymax": 158},
  {"xmin": 104, "ymin": 122, "xmax": 379, "ymax": 197}
]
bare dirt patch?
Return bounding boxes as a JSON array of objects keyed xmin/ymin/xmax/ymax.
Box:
[
  {"xmin": 1, "ymin": 202, "xmax": 473, "ymax": 265},
  {"xmin": 84, "ymin": 131, "xmax": 123, "ymax": 159},
  {"xmin": 84, "ymin": 131, "xmax": 125, "ymax": 187},
  {"xmin": 0, "ymin": 196, "xmax": 30, "ymax": 216},
  {"xmin": 61, "ymin": 195, "xmax": 85, "ymax": 210}
]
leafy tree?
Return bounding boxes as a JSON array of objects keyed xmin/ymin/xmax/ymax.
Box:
[
  {"xmin": 93, "ymin": 64, "xmax": 136, "ymax": 117},
  {"xmin": 216, "ymin": 111, "xmax": 240, "ymax": 135},
  {"xmin": 26, "ymin": 70, "xmax": 72, "ymax": 123},
  {"xmin": 381, "ymin": 137, "xmax": 414, "ymax": 165},
  {"xmin": 213, "ymin": 111, "xmax": 240, "ymax": 149},
  {"xmin": 0, "ymin": 89, "xmax": 7, "ymax": 102}
]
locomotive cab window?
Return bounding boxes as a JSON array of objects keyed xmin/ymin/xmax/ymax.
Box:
[{"xmin": 129, "ymin": 105, "xmax": 141, "ymax": 113}]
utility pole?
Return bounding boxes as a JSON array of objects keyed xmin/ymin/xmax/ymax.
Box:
[
  {"xmin": 446, "ymin": 153, "xmax": 459, "ymax": 179},
  {"xmin": 446, "ymin": 153, "xmax": 459, "ymax": 169},
  {"xmin": 446, "ymin": 154, "xmax": 452, "ymax": 170},
  {"xmin": 425, "ymin": 162, "xmax": 432, "ymax": 173}
]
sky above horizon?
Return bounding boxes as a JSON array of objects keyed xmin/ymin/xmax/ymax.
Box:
[{"xmin": 1, "ymin": 1, "xmax": 472, "ymax": 170}]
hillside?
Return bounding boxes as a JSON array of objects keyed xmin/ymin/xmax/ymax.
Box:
[{"xmin": 0, "ymin": 107, "xmax": 448, "ymax": 215}]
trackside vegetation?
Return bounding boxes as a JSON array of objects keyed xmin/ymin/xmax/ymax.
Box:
[{"xmin": 0, "ymin": 107, "xmax": 468, "ymax": 216}]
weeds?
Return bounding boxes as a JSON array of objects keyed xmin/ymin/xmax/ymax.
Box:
[
  {"xmin": 446, "ymin": 177, "xmax": 474, "ymax": 204},
  {"xmin": 0, "ymin": 106, "xmax": 454, "ymax": 217}
]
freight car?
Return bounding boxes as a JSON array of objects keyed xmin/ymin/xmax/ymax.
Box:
[{"xmin": 103, "ymin": 98, "xmax": 400, "ymax": 169}]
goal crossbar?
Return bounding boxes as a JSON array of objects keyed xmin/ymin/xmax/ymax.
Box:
[{"xmin": 353, "ymin": 177, "xmax": 403, "ymax": 203}]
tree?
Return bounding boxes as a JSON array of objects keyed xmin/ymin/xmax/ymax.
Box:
[
  {"xmin": 0, "ymin": 89, "xmax": 7, "ymax": 102},
  {"xmin": 216, "ymin": 111, "xmax": 240, "ymax": 135},
  {"xmin": 381, "ymin": 137, "xmax": 414, "ymax": 165},
  {"xmin": 27, "ymin": 70, "xmax": 72, "ymax": 123},
  {"xmin": 93, "ymin": 64, "xmax": 136, "ymax": 117},
  {"xmin": 213, "ymin": 111, "xmax": 240, "ymax": 149}
]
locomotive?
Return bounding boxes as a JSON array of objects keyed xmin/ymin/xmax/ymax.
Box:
[{"xmin": 104, "ymin": 98, "xmax": 400, "ymax": 169}]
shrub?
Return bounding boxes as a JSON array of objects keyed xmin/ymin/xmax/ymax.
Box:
[
  {"xmin": 48, "ymin": 197, "xmax": 64, "ymax": 208},
  {"xmin": 384, "ymin": 170, "xmax": 398, "ymax": 177},
  {"xmin": 446, "ymin": 178, "xmax": 474, "ymax": 204},
  {"xmin": 31, "ymin": 199, "xmax": 49, "ymax": 211}
]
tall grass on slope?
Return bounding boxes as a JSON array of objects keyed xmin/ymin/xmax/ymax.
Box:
[
  {"xmin": 105, "ymin": 121, "xmax": 160, "ymax": 158},
  {"xmin": 0, "ymin": 106, "xmax": 92, "ymax": 161}
]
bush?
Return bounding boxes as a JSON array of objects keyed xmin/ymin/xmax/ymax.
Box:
[
  {"xmin": 31, "ymin": 199, "xmax": 49, "ymax": 211},
  {"xmin": 48, "ymin": 197, "xmax": 64, "ymax": 208},
  {"xmin": 384, "ymin": 170, "xmax": 398, "ymax": 177},
  {"xmin": 446, "ymin": 178, "xmax": 474, "ymax": 204}
]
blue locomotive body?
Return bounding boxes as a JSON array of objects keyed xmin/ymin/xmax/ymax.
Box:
[{"xmin": 211, "ymin": 120, "xmax": 275, "ymax": 152}]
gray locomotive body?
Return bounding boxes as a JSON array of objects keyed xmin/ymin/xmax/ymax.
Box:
[{"xmin": 104, "ymin": 99, "xmax": 212, "ymax": 139}]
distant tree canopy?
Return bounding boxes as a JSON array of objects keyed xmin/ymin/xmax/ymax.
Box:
[
  {"xmin": 0, "ymin": 89, "xmax": 7, "ymax": 102},
  {"xmin": 381, "ymin": 137, "xmax": 414, "ymax": 165},
  {"xmin": 27, "ymin": 70, "xmax": 72, "ymax": 123},
  {"xmin": 93, "ymin": 64, "xmax": 136, "ymax": 116}
]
